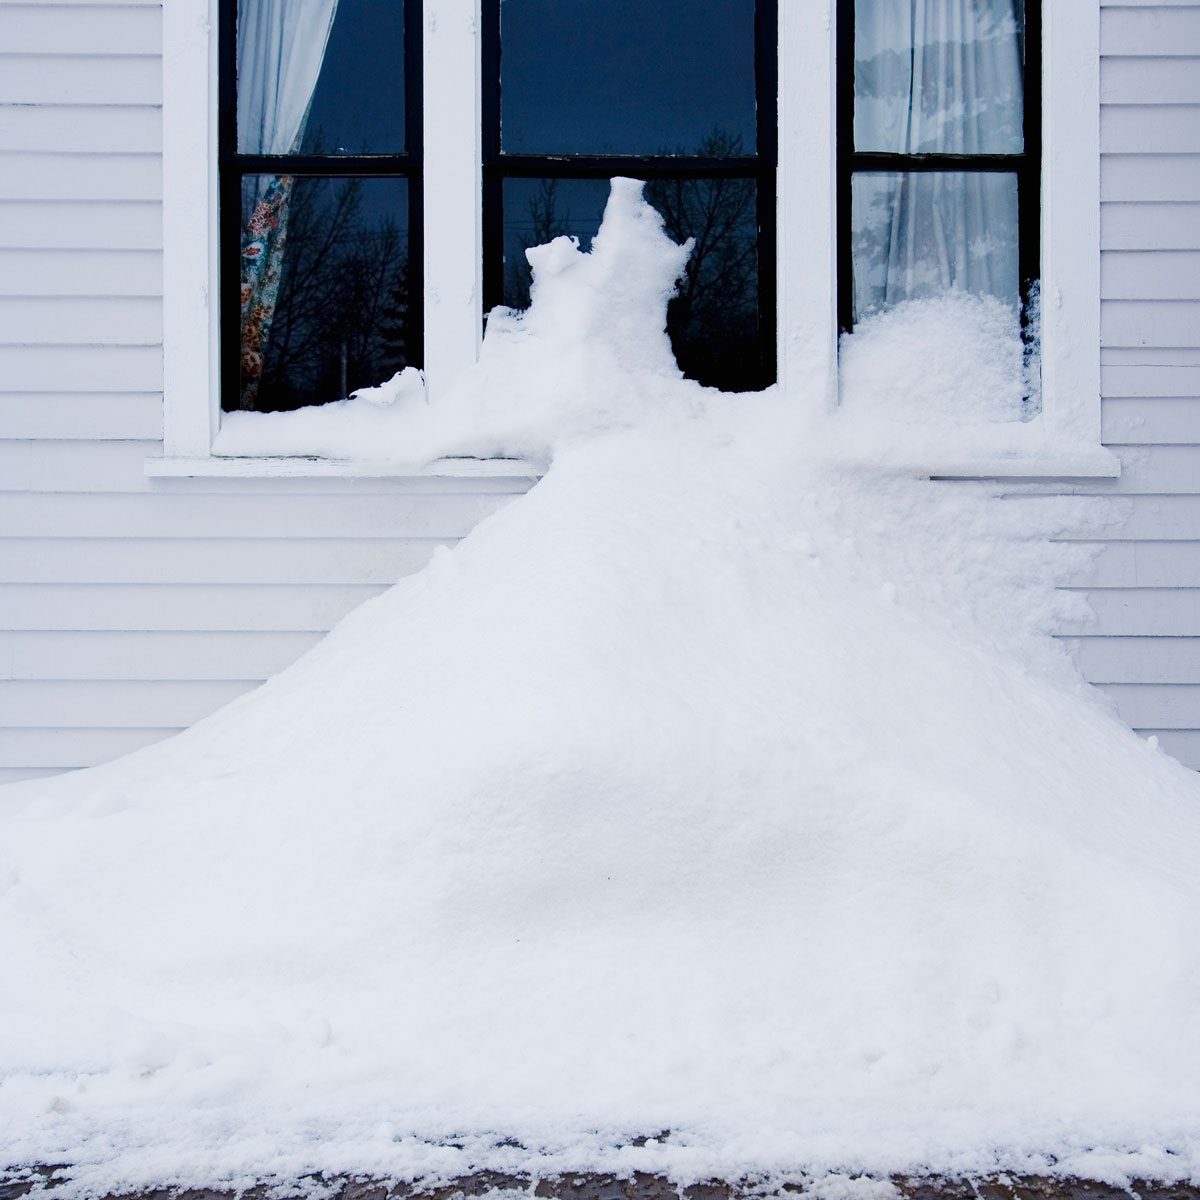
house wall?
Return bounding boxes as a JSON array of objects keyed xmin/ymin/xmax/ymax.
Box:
[
  {"xmin": 0, "ymin": 0, "xmax": 1198, "ymax": 782},
  {"xmin": 0, "ymin": 0, "xmax": 529, "ymax": 784},
  {"xmin": 1060, "ymin": 0, "xmax": 1200, "ymax": 767}
]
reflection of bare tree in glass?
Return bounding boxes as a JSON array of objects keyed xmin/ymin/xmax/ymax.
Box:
[
  {"xmin": 645, "ymin": 130, "xmax": 760, "ymax": 392},
  {"xmin": 504, "ymin": 179, "xmax": 572, "ymax": 311},
  {"xmin": 252, "ymin": 178, "xmax": 411, "ymax": 412}
]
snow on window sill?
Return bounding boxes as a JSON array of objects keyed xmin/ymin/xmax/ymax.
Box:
[{"xmin": 144, "ymin": 456, "xmax": 544, "ymax": 480}]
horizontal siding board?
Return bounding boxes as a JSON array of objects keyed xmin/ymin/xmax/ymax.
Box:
[
  {"xmin": 1101, "ymin": 300, "xmax": 1200, "ymax": 347},
  {"xmin": 0, "ymin": 105, "xmax": 161, "ymax": 155},
  {"xmin": 0, "ymin": 439, "xmax": 161, "ymax": 489},
  {"xmin": 1103, "ymin": 395, "xmax": 1200, "ymax": 442},
  {"xmin": 0, "ymin": 491, "xmax": 516, "ymax": 537},
  {"xmin": 0, "ymin": 394, "xmax": 162, "ymax": 439},
  {"xmin": 1101, "ymin": 7, "xmax": 1200, "ymax": 54},
  {"xmin": 1103, "ymin": 363, "xmax": 1200, "ymax": 395},
  {"xmin": 1101, "ymin": 107, "xmax": 1200, "ymax": 154},
  {"xmin": 0, "ymin": 345, "xmax": 162, "ymax": 391},
  {"xmin": 1082, "ymin": 540, "xmax": 1200, "ymax": 586},
  {"xmin": 0, "ymin": 248, "xmax": 161, "ymax": 297},
  {"xmin": 1101, "ymin": 57, "xmax": 1200, "ymax": 103},
  {"xmin": 0, "ymin": 296, "xmax": 161, "ymax": 345},
  {"xmin": 0, "ymin": 727, "xmax": 175, "ymax": 770},
  {"xmin": 1067, "ymin": 636, "xmax": 1200, "ymax": 683},
  {"xmin": 1102, "ymin": 251, "xmax": 1200, "ymax": 299},
  {"xmin": 1102, "ymin": 682, "xmax": 1200, "ymax": 729},
  {"xmin": 1102, "ymin": 154, "xmax": 1200, "ymax": 201},
  {"xmin": 0, "ymin": 55, "xmax": 161, "ymax": 105},
  {"xmin": 1102, "ymin": 203, "xmax": 1200, "ymax": 250},
  {"xmin": 0, "ymin": 537, "xmax": 440, "ymax": 584},
  {"xmin": 1056, "ymin": 495, "xmax": 1200, "ymax": 540},
  {"xmin": 1108, "ymin": 444, "xmax": 1200, "ymax": 492},
  {"xmin": 1062, "ymin": 588, "xmax": 1200, "ymax": 635},
  {"xmin": 0, "ymin": 6, "xmax": 161, "ymax": 55},
  {"xmin": 0, "ymin": 680, "xmax": 257, "ymax": 728},
  {"xmin": 0, "ymin": 200, "xmax": 162, "ymax": 250},
  {"xmin": 0, "ymin": 630, "xmax": 322, "ymax": 682},
  {"xmin": 0, "ymin": 583, "xmax": 385, "ymax": 631},
  {"xmin": 0, "ymin": 152, "xmax": 161, "ymax": 201}
]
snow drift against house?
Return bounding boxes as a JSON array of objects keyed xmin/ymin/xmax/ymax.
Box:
[{"xmin": 2, "ymin": 180, "xmax": 1200, "ymax": 1196}]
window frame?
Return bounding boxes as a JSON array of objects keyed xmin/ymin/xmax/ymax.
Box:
[{"xmin": 159, "ymin": 0, "xmax": 1115, "ymax": 479}]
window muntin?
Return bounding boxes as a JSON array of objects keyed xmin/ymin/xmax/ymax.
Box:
[
  {"xmin": 220, "ymin": 0, "xmax": 423, "ymax": 414},
  {"xmin": 482, "ymin": 0, "xmax": 777, "ymax": 394},
  {"xmin": 837, "ymin": 0, "xmax": 1040, "ymax": 330}
]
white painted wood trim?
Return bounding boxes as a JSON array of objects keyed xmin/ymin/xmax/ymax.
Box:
[
  {"xmin": 161, "ymin": 0, "xmax": 219, "ymax": 458},
  {"xmin": 145, "ymin": 455, "xmax": 541, "ymax": 479},
  {"xmin": 1040, "ymin": 0, "xmax": 1103, "ymax": 446},
  {"xmin": 777, "ymin": 0, "xmax": 838, "ymax": 411},
  {"xmin": 422, "ymin": 0, "xmax": 483, "ymax": 404}
]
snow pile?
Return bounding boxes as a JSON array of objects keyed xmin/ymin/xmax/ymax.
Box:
[
  {"xmin": 213, "ymin": 366, "xmax": 427, "ymax": 460},
  {"xmin": 2, "ymin": 181, "xmax": 1200, "ymax": 1197}
]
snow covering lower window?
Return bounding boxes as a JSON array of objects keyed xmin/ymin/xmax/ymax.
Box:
[
  {"xmin": 838, "ymin": 0, "xmax": 1038, "ymax": 329},
  {"xmin": 482, "ymin": 0, "xmax": 778, "ymax": 394},
  {"xmin": 220, "ymin": 0, "xmax": 422, "ymax": 414}
]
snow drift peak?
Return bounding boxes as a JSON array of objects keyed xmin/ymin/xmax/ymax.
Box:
[{"xmin": 492, "ymin": 176, "xmax": 693, "ymax": 380}]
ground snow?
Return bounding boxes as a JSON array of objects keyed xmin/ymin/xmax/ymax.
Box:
[{"xmin": 2, "ymin": 180, "xmax": 1200, "ymax": 1196}]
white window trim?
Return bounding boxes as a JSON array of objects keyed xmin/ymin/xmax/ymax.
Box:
[{"xmin": 159, "ymin": 0, "xmax": 1117, "ymax": 480}]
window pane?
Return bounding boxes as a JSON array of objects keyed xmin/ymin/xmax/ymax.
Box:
[
  {"xmin": 499, "ymin": 0, "xmax": 757, "ymax": 157},
  {"xmin": 237, "ymin": 0, "xmax": 405, "ymax": 155},
  {"xmin": 850, "ymin": 171, "xmax": 1019, "ymax": 319},
  {"xmin": 235, "ymin": 176, "xmax": 412, "ymax": 412},
  {"xmin": 501, "ymin": 176, "xmax": 766, "ymax": 393},
  {"xmin": 854, "ymin": 0, "xmax": 1024, "ymax": 154}
]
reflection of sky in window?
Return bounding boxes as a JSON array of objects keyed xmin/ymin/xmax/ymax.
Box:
[
  {"xmin": 301, "ymin": 0, "xmax": 406, "ymax": 155},
  {"xmin": 500, "ymin": 0, "xmax": 757, "ymax": 156}
]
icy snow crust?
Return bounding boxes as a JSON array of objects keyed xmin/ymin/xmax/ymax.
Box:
[{"xmin": 3, "ymin": 181, "xmax": 1200, "ymax": 1194}]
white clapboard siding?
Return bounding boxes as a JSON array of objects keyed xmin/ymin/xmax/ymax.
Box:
[
  {"xmin": 0, "ymin": 5, "xmax": 162, "ymax": 55},
  {"xmin": 0, "ymin": 490, "xmax": 519, "ymax": 536},
  {"xmin": 1103, "ymin": 252, "xmax": 1200, "ymax": 299},
  {"xmin": 0, "ymin": 538, "xmax": 447, "ymax": 585},
  {"xmin": 1102, "ymin": 203, "xmax": 1200, "ymax": 250},
  {"xmin": 1101, "ymin": 57, "xmax": 1200, "ymax": 103},
  {"xmin": 0, "ymin": 630, "xmax": 324, "ymax": 681},
  {"xmin": 0, "ymin": 727, "xmax": 178, "ymax": 771},
  {"xmin": 1143, "ymin": 730, "xmax": 1200, "ymax": 771},
  {"xmin": 0, "ymin": 395, "xmax": 162, "ymax": 439},
  {"xmin": 1067, "ymin": 636, "xmax": 1200, "ymax": 683},
  {"xmin": 0, "ymin": 153, "xmax": 161, "ymax": 201},
  {"xmin": 1102, "ymin": 300, "xmax": 1200, "ymax": 346},
  {"xmin": 1102, "ymin": 362, "xmax": 1200, "ymax": 395},
  {"xmin": 0, "ymin": 201, "xmax": 162, "ymax": 250},
  {"xmin": 0, "ymin": 297, "xmax": 161, "ymax": 345},
  {"xmin": 1084, "ymin": 541, "xmax": 1200, "ymax": 587},
  {"xmin": 1102, "ymin": 396, "xmax": 1200, "ymax": 442},
  {"xmin": 1103, "ymin": 683, "xmax": 1200, "ymax": 729},
  {"xmin": 1102, "ymin": 7, "xmax": 1200, "ymax": 54},
  {"xmin": 0, "ymin": 584, "xmax": 388, "ymax": 633},
  {"xmin": 1062, "ymin": 589, "xmax": 1200, "ymax": 637},
  {"xmin": 1101, "ymin": 154, "xmax": 1200, "ymax": 201},
  {"xmin": 0, "ymin": 680, "xmax": 259, "ymax": 728},
  {"xmin": 0, "ymin": 345, "xmax": 162, "ymax": 391},
  {"xmin": 0, "ymin": 106, "xmax": 162, "ymax": 155},
  {"xmin": 0, "ymin": 249, "xmax": 162, "ymax": 297},
  {"xmin": 0, "ymin": 56, "xmax": 161, "ymax": 106}
]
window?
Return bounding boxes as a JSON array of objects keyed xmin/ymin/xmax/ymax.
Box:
[
  {"xmin": 161, "ymin": 0, "xmax": 1109, "ymax": 475},
  {"xmin": 218, "ymin": 0, "xmax": 423, "ymax": 413},
  {"xmin": 481, "ymin": 0, "xmax": 777, "ymax": 393},
  {"xmin": 836, "ymin": 0, "xmax": 1040, "ymax": 332}
]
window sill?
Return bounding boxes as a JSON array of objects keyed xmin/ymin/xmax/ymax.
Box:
[{"xmin": 145, "ymin": 456, "xmax": 545, "ymax": 480}]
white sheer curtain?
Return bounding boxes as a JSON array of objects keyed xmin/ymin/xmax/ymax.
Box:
[
  {"xmin": 237, "ymin": 0, "xmax": 341, "ymax": 155},
  {"xmin": 851, "ymin": 0, "xmax": 1024, "ymax": 315}
]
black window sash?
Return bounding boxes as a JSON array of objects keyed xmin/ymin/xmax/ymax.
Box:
[
  {"xmin": 217, "ymin": 0, "xmax": 425, "ymax": 412},
  {"xmin": 835, "ymin": 0, "xmax": 1041, "ymax": 334},
  {"xmin": 480, "ymin": 0, "xmax": 778, "ymax": 387}
]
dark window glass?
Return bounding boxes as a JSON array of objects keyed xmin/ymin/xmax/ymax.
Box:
[
  {"xmin": 499, "ymin": 0, "xmax": 756, "ymax": 157},
  {"xmin": 223, "ymin": 0, "xmax": 420, "ymax": 412},
  {"xmin": 300, "ymin": 0, "xmax": 406, "ymax": 155},
  {"xmin": 239, "ymin": 177, "xmax": 412, "ymax": 412},
  {"xmin": 502, "ymin": 176, "xmax": 765, "ymax": 393}
]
